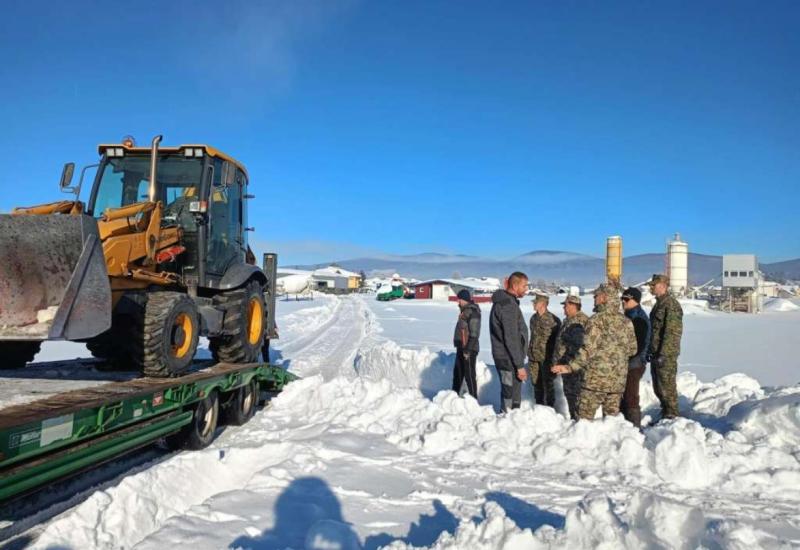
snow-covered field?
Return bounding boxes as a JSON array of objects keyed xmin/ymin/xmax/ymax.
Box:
[{"xmin": 3, "ymin": 293, "xmax": 800, "ymax": 548}]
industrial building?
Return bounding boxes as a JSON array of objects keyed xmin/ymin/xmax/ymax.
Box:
[
  {"xmin": 722, "ymin": 255, "xmax": 762, "ymax": 313},
  {"xmin": 311, "ymin": 266, "xmax": 362, "ymax": 293}
]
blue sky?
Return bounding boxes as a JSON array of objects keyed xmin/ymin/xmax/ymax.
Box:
[{"xmin": 1, "ymin": 1, "xmax": 797, "ymax": 264}]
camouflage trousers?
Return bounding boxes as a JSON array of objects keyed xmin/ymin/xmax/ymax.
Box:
[
  {"xmin": 652, "ymin": 355, "xmax": 680, "ymax": 418},
  {"xmin": 561, "ymin": 371, "xmax": 583, "ymax": 420},
  {"xmin": 528, "ymin": 360, "xmax": 555, "ymax": 408},
  {"xmin": 578, "ymin": 388, "xmax": 622, "ymax": 420}
]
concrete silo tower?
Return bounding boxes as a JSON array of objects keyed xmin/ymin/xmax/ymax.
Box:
[
  {"xmin": 667, "ymin": 233, "xmax": 688, "ymax": 296},
  {"xmin": 606, "ymin": 236, "xmax": 623, "ymax": 287}
]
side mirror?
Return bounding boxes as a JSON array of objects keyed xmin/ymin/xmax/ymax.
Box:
[{"xmin": 59, "ymin": 162, "xmax": 75, "ymax": 190}]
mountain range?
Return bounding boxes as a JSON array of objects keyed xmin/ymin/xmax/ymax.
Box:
[{"xmin": 290, "ymin": 251, "xmax": 800, "ymax": 287}]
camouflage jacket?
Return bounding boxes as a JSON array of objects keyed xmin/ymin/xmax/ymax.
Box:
[
  {"xmin": 528, "ymin": 311, "xmax": 561, "ymax": 364},
  {"xmin": 569, "ymin": 303, "xmax": 637, "ymax": 393},
  {"xmin": 553, "ymin": 311, "xmax": 589, "ymax": 365},
  {"xmin": 649, "ymin": 293, "xmax": 683, "ymax": 358}
]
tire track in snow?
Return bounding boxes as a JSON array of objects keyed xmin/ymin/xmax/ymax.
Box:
[{"xmin": 277, "ymin": 296, "xmax": 370, "ymax": 380}]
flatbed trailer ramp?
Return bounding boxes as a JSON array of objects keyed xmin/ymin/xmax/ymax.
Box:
[{"xmin": 0, "ymin": 360, "xmax": 296, "ymax": 503}]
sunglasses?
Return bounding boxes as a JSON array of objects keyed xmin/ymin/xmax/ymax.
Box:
[{"xmin": 621, "ymin": 297, "xmax": 633, "ymax": 302}]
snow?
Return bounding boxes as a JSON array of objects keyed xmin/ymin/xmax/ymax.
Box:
[
  {"xmin": 5, "ymin": 294, "xmax": 800, "ymax": 548},
  {"xmin": 764, "ymin": 297, "xmax": 800, "ymax": 312}
]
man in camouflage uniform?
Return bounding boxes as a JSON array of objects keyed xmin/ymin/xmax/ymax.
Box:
[
  {"xmin": 528, "ymin": 293, "xmax": 561, "ymax": 408},
  {"xmin": 552, "ymin": 284, "xmax": 637, "ymax": 420},
  {"xmin": 648, "ymin": 273, "xmax": 684, "ymax": 420},
  {"xmin": 551, "ymin": 294, "xmax": 589, "ymax": 419}
]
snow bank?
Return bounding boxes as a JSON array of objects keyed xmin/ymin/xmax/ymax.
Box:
[
  {"xmin": 353, "ymin": 340, "xmax": 498, "ymax": 402},
  {"xmin": 272, "ymin": 371, "xmax": 800, "ymax": 499},
  {"xmin": 764, "ymin": 298, "xmax": 800, "ymax": 312},
  {"xmin": 32, "ymin": 443, "xmax": 295, "ymax": 549},
  {"xmin": 725, "ymin": 386, "xmax": 800, "ymax": 451},
  {"xmin": 385, "ymin": 491, "xmax": 779, "ymax": 549},
  {"xmin": 677, "ymin": 298, "xmax": 712, "ymax": 316}
]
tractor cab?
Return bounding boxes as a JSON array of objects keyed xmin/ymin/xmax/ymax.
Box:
[{"xmin": 89, "ymin": 141, "xmax": 251, "ymax": 289}]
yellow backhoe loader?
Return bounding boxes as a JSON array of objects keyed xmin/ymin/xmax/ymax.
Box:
[{"xmin": 0, "ymin": 136, "xmax": 274, "ymax": 376}]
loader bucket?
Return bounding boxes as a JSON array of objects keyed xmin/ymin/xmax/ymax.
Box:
[{"xmin": 0, "ymin": 214, "xmax": 111, "ymax": 341}]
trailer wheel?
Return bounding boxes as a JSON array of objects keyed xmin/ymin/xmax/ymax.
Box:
[
  {"xmin": 137, "ymin": 292, "xmax": 199, "ymax": 378},
  {"xmin": 222, "ymin": 378, "xmax": 259, "ymax": 426},
  {"xmin": 166, "ymin": 390, "xmax": 219, "ymax": 450},
  {"xmin": 209, "ymin": 281, "xmax": 265, "ymax": 363},
  {"xmin": 0, "ymin": 341, "xmax": 41, "ymax": 369}
]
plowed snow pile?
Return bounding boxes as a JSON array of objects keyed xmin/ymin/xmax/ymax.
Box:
[{"xmin": 20, "ymin": 295, "xmax": 800, "ymax": 549}]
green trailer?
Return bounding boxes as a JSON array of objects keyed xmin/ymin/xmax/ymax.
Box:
[{"xmin": 0, "ymin": 359, "xmax": 296, "ymax": 504}]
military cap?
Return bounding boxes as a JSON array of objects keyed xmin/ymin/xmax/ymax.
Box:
[
  {"xmin": 593, "ymin": 283, "xmax": 614, "ymax": 296},
  {"xmin": 561, "ymin": 294, "xmax": 581, "ymax": 305},
  {"xmin": 533, "ymin": 292, "xmax": 549, "ymax": 303},
  {"xmin": 648, "ymin": 274, "xmax": 670, "ymax": 287}
]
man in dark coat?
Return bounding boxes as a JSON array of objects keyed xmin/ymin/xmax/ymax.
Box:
[
  {"xmin": 452, "ymin": 289, "xmax": 481, "ymax": 399},
  {"xmin": 490, "ymin": 272, "xmax": 530, "ymax": 413},
  {"xmin": 621, "ymin": 286, "xmax": 651, "ymax": 427}
]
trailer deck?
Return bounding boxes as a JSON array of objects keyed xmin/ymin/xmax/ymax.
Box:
[{"xmin": 0, "ymin": 359, "xmax": 296, "ymax": 503}]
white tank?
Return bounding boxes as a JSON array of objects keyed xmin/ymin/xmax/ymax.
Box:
[
  {"xmin": 278, "ymin": 274, "xmax": 311, "ymax": 295},
  {"xmin": 667, "ymin": 233, "xmax": 688, "ymax": 296}
]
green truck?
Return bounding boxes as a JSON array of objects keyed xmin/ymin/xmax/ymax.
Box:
[{"xmin": 376, "ymin": 284, "xmax": 405, "ymax": 301}]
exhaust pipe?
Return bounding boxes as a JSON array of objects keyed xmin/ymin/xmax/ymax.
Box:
[{"xmin": 148, "ymin": 134, "xmax": 163, "ymax": 202}]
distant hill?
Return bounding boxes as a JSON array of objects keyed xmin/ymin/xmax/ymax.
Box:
[
  {"xmin": 762, "ymin": 258, "xmax": 800, "ymax": 282},
  {"xmin": 290, "ymin": 250, "xmax": 800, "ymax": 287}
]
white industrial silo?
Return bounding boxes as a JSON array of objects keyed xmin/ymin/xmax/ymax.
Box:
[{"xmin": 667, "ymin": 233, "xmax": 688, "ymax": 296}]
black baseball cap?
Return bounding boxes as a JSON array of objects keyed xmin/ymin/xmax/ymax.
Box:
[{"xmin": 622, "ymin": 287, "xmax": 642, "ymax": 303}]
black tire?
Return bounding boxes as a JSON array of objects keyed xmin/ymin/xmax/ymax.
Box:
[
  {"xmin": 86, "ymin": 315, "xmax": 137, "ymax": 371},
  {"xmin": 209, "ymin": 281, "xmax": 266, "ymax": 364},
  {"xmin": 221, "ymin": 378, "xmax": 259, "ymax": 426},
  {"xmin": 165, "ymin": 391, "xmax": 219, "ymax": 450},
  {"xmin": 0, "ymin": 342, "xmax": 41, "ymax": 369},
  {"xmin": 137, "ymin": 292, "xmax": 200, "ymax": 377}
]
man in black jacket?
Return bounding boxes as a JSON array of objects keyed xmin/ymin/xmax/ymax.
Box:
[
  {"xmin": 621, "ymin": 287, "xmax": 651, "ymax": 427},
  {"xmin": 452, "ymin": 289, "xmax": 481, "ymax": 399},
  {"xmin": 490, "ymin": 272, "xmax": 530, "ymax": 413}
]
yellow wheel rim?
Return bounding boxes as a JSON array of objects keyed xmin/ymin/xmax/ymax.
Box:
[
  {"xmin": 173, "ymin": 313, "xmax": 194, "ymax": 358},
  {"xmin": 247, "ymin": 298, "xmax": 264, "ymax": 346}
]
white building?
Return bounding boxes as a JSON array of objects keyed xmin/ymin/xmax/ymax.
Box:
[{"xmin": 312, "ymin": 266, "xmax": 362, "ymax": 292}]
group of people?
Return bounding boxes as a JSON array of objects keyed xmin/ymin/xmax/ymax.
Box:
[{"xmin": 451, "ymin": 271, "xmax": 684, "ymax": 425}]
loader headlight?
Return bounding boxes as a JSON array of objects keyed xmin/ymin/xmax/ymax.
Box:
[
  {"xmin": 183, "ymin": 148, "xmax": 205, "ymax": 158},
  {"xmin": 106, "ymin": 147, "xmax": 125, "ymax": 157}
]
